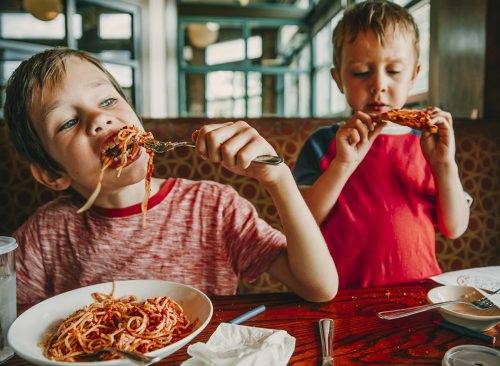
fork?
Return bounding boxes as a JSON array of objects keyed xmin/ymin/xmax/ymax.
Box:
[
  {"xmin": 319, "ymin": 318, "xmax": 334, "ymax": 366},
  {"xmin": 77, "ymin": 347, "xmax": 163, "ymax": 365},
  {"xmin": 138, "ymin": 139, "xmax": 284, "ymax": 166},
  {"xmin": 377, "ymin": 288, "xmax": 499, "ymax": 320}
]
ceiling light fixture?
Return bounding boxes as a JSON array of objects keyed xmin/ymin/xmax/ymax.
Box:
[
  {"xmin": 22, "ymin": 0, "xmax": 62, "ymax": 21},
  {"xmin": 186, "ymin": 22, "xmax": 220, "ymax": 49}
]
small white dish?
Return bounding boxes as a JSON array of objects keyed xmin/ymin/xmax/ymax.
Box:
[
  {"xmin": 427, "ymin": 285, "xmax": 500, "ymax": 331},
  {"xmin": 8, "ymin": 280, "xmax": 213, "ymax": 366},
  {"xmin": 442, "ymin": 345, "xmax": 500, "ymax": 366}
]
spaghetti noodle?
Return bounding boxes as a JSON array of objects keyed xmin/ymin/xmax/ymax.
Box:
[
  {"xmin": 43, "ymin": 285, "xmax": 193, "ymax": 362},
  {"xmin": 77, "ymin": 125, "xmax": 155, "ymax": 227}
]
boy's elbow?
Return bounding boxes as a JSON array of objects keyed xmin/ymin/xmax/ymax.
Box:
[
  {"xmin": 440, "ymin": 221, "xmax": 469, "ymax": 239},
  {"xmin": 302, "ymin": 282, "xmax": 339, "ymax": 303},
  {"xmin": 444, "ymin": 228, "xmax": 466, "ymax": 240}
]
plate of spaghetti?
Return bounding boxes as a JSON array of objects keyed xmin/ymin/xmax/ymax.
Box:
[{"xmin": 8, "ymin": 280, "xmax": 213, "ymax": 366}]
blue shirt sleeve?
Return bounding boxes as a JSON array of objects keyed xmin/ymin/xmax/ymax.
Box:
[{"xmin": 293, "ymin": 125, "xmax": 340, "ymax": 186}]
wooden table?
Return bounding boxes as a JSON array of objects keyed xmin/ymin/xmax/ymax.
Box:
[{"xmin": 6, "ymin": 281, "xmax": 499, "ymax": 365}]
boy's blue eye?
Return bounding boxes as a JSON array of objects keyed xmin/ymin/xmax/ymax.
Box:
[
  {"xmin": 101, "ymin": 98, "xmax": 117, "ymax": 107},
  {"xmin": 58, "ymin": 118, "xmax": 78, "ymax": 131}
]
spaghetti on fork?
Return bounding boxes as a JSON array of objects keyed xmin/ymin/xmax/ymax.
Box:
[{"xmin": 77, "ymin": 125, "xmax": 156, "ymax": 227}]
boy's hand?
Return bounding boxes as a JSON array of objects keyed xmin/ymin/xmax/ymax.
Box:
[
  {"xmin": 193, "ymin": 121, "xmax": 284, "ymax": 183},
  {"xmin": 420, "ymin": 106, "xmax": 456, "ymax": 166},
  {"xmin": 334, "ymin": 111, "xmax": 386, "ymax": 169}
]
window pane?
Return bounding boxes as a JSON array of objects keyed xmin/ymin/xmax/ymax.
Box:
[
  {"xmin": 329, "ymin": 11, "xmax": 343, "ymax": 67},
  {"xmin": 314, "ymin": 24, "xmax": 331, "ymax": 66},
  {"xmin": 298, "ymin": 73, "xmax": 311, "ymax": 117},
  {"xmin": 410, "ymin": 2, "xmax": 430, "ymax": 95},
  {"xmin": 103, "ymin": 63, "xmax": 133, "ymax": 88},
  {"xmin": 207, "ymin": 37, "xmax": 247, "ymax": 66},
  {"xmin": 297, "ymin": 44, "xmax": 311, "ymax": 69},
  {"xmin": 206, "ymin": 71, "xmax": 245, "ymax": 118},
  {"xmin": 184, "ymin": 73, "xmax": 206, "ymax": 116},
  {"xmin": 76, "ymin": 2, "xmax": 135, "ymax": 59},
  {"xmin": 179, "ymin": 0, "xmax": 311, "ymax": 8},
  {"xmin": 248, "ymin": 72, "xmax": 261, "ymax": 97},
  {"xmin": 207, "ymin": 98, "xmax": 245, "ymax": 118},
  {"xmin": 284, "ymin": 74, "xmax": 299, "ymax": 117},
  {"xmin": 248, "ymin": 72, "xmax": 262, "ymax": 117},
  {"xmin": 100, "ymin": 14, "xmax": 132, "ymax": 39},
  {"xmin": 248, "ymin": 96, "xmax": 262, "ymax": 118},
  {"xmin": 1, "ymin": 59, "xmax": 23, "ymax": 117},
  {"xmin": 183, "ymin": 23, "xmax": 244, "ymax": 67},
  {"xmin": 206, "ymin": 71, "xmax": 244, "ymax": 100},
  {"xmin": 1, "ymin": 13, "xmax": 65, "ymax": 39},
  {"xmin": 261, "ymin": 74, "xmax": 279, "ymax": 116},
  {"xmin": 103, "ymin": 63, "xmax": 134, "ymax": 105},
  {"xmin": 315, "ymin": 66, "xmax": 330, "ymax": 116},
  {"xmin": 252, "ymin": 24, "xmax": 308, "ymax": 68}
]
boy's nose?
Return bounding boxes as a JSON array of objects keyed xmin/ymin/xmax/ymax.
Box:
[
  {"xmin": 370, "ymin": 74, "xmax": 388, "ymax": 94},
  {"xmin": 88, "ymin": 115, "xmax": 114, "ymax": 135}
]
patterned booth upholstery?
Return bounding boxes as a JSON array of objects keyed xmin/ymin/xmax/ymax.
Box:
[{"xmin": 1, "ymin": 118, "xmax": 499, "ymax": 294}]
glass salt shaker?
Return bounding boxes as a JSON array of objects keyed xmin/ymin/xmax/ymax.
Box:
[{"xmin": 0, "ymin": 236, "xmax": 17, "ymax": 363}]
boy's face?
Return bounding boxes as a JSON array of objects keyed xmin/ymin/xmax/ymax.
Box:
[
  {"xmin": 332, "ymin": 30, "xmax": 420, "ymax": 114},
  {"xmin": 29, "ymin": 56, "xmax": 150, "ymax": 200}
]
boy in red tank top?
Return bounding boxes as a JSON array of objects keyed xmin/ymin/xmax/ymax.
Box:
[{"xmin": 293, "ymin": 1, "xmax": 470, "ymax": 288}]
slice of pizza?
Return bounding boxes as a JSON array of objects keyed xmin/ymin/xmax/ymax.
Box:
[{"xmin": 380, "ymin": 109, "xmax": 438, "ymax": 134}]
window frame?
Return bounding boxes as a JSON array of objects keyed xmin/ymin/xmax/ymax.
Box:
[{"xmin": 0, "ymin": 0, "xmax": 142, "ymax": 116}]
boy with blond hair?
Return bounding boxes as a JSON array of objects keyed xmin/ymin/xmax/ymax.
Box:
[
  {"xmin": 5, "ymin": 48, "xmax": 338, "ymax": 305},
  {"xmin": 294, "ymin": 0, "xmax": 470, "ymax": 288}
]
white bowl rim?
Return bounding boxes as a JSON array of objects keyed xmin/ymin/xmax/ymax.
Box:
[{"xmin": 427, "ymin": 285, "xmax": 500, "ymax": 321}]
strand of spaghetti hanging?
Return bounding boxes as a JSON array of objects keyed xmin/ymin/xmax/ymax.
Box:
[{"xmin": 77, "ymin": 125, "xmax": 155, "ymax": 227}]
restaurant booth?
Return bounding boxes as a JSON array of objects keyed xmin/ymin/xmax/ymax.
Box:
[
  {"xmin": 1, "ymin": 117, "xmax": 499, "ymax": 294},
  {"xmin": 1, "ymin": 0, "xmax": 500, "ymax": 364}
]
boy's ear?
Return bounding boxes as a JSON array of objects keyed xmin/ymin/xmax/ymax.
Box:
[
  {"xmin": 30, "ymin": 163, "xmax": 71, "ymax": 191},
  {"xmin": 411, "ymin": 63, "xmax": 421, "ymax": 83},
  {"xmin": 331, "ymin": 68, "xmax": 344, "ymax": 93}
]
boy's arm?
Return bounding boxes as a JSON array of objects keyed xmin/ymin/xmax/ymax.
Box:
[
  {"xmin": 298, "ymin": 113, "xmax": 386, "ymax": 224},
  {"xmin": 421, "ymin": 107, "xmax": 470, "ymax": 238},
  {"xmin": 431, "ymin": 162, "xmax": 470, "ymax": 238},
  {"xmin": 263, "ymin": 165, "xmax": 338, "ymax": 302},
  {"xmin": 194, "ymin": 121, "xmax": 338, "ymax": 302}
]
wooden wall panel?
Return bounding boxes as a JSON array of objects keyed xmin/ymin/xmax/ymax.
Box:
[
  {"xmin": 484, "ymin": 0, "xmax": 500, "ymax": 118},
  {"xmin": 429, "ymin": 0, "xmax": 486, "ymax": 118}
]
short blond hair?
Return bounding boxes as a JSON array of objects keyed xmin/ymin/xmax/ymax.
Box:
[
  {"xmin": 5, "ymin": 48, "xmax": 132, "ymax": 175},
  {"xmin": 332, "ymin": 0, "xmax": 420, "ymax": 70}
]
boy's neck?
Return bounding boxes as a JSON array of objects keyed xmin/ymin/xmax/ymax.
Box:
[{"xmin": 91, "ymin": 177, "xmax": 164, "ymax": 209}]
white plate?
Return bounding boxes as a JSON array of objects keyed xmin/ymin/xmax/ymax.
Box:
[
  {"xmin": 8, "ymin": 280, "xmax": 213, "ymax": 366},
  {"xmin": 427, "ymin": 285, "xmax": 500, "ymax": 331}
]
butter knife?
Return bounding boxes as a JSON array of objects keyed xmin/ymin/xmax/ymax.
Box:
[{"xmin": 319, "ymin": 318, "xmax": 334, "ymax": 366}]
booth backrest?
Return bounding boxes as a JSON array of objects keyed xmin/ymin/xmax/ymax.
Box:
[{"xmin": 1, "ymin": 118, "xmax": 499, "ymax": 292}]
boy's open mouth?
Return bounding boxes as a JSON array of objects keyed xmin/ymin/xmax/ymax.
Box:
[{"xmin": 101, "ymin": 132, "xmax": 141, "ymax": 168}]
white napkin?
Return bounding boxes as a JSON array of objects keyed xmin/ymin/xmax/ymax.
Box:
[
  {"xmin": 181, "ymin": 323, "xmax": 295, "ymax": 366},
  {"xmin": 430, "ymin": 266, "xmax": 500, "ymax": 292}
]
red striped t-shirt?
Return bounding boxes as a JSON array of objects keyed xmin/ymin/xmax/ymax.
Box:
[{"xmin": 14, "ymin": 178, "xmax": 286, "ymax": 305}]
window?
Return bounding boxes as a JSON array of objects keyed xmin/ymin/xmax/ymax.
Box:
[
  {"xmin": 313, "ymin": 11, "xmax": 347, "ymax": 117},
  {"xmin": 408, "ymin": 0, "xmax": 430, "ymax": 99},
  {"xmin": 178, "ymin": 19, "xmax": 311, "ymax": 118},
  {"xmin": 0, "ymin": 0, "xmax": 141, "ymax": 117}
]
